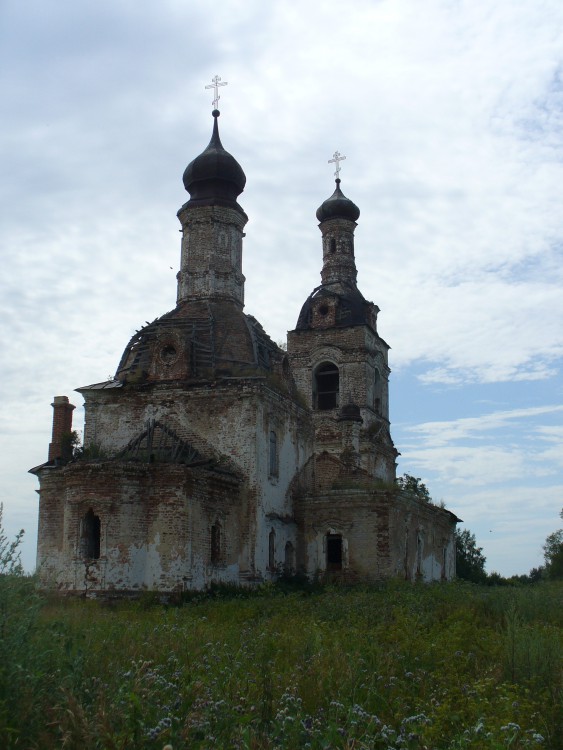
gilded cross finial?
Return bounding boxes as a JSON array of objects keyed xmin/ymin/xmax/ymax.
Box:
[
  {"xmin": 328, "ymin": 150, "xmax": 346, "ymax": 179},
  {"xmin": 205, "ymin": 74, "xmax": 228, "ymax": 111}
]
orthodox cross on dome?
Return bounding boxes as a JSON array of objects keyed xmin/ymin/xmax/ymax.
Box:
[
  {"xmin": 328, "ymin": 150, "xmax": 346, "ymax": 179},
  {"xmin": 205, "ymin": 75, "xmax": 228, "ymax": 111}
]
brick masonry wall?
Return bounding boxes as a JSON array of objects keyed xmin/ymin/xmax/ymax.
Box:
[
  {"xmin": 36, "ymin": 459, "xmax": 247, "ymax": 592},
  {"xmin": 287, "ymin": 324, "xmax": 396, "ymax": 482},
  {"xmin": 176, "ymin": 204, "xmax": 247, "ymax": 306},
  {"xmin": 37, "ymin": 378, "xmax": 314, "ymax": 591},
  {"xmin": 296, "ymin": 488, "xmax": 456, "ymax": 583}
]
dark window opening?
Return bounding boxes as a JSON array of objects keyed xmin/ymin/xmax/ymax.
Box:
[
  {"xmin": 160, "ymin": 345, "xmax": 177, "ymax": 364},
  {"xmin": 318, "ymin": 304, "xmax": 329, "ymax": 316},
  {"xmin": 314, "ymin": 362, "xmax": 339, "ymax": 410},
  {"xmin": 80, "ymin": 509, "xmax": 100, "ymax": 560},
  {"xmin": 211, "ymin": 523, "xmax": 221, "ymax": 565},
  {"xmin": 269, "ymin": 529, "xmax": 276, "ymax": 569},
  {"xmin": 329, "ymin": 238, "xmax": 336, "ymax": 254},
  {"xmin": 326, "ymin": 534, "xmax": 343, "ymax": 571}
]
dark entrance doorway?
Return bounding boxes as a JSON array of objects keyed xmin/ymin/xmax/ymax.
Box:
[{"xmin": 326, "ymin": 533, "xmax": 343, "ymax": 571}]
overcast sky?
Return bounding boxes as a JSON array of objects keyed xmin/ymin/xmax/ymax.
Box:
[{"xmin": 1, "ymin": 0, "xmax": 562, "ymax": 576}]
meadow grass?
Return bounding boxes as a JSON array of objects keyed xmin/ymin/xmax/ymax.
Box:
[{"xmin": 0, "ymin": 579, "xmax": 561, "ymax": 749}]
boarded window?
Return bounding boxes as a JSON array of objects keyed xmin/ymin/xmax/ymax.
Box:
[
  {"xmin": 80, "ymin": 509, "xmax": 100, "ymax": 560},
  {"xmin": 269, "ymin": 529, "xmax": 276, "ymax": 570},
  {"xmin": 269, "ymin": 430, "xmax": 278, "ymax": 477},
  {"xmin": 314, "ymin": 362, "xmax": 339, "ymax": 410},
  {"xmin": 326, "ymin": 533, "xmax": 343, "ymax": 571},
  {"xmin": 211, "ymin": 523, "xmax": 221, "ymax": 565}
]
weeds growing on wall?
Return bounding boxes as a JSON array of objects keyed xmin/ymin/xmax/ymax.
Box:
[{"xmin": 0, "ymin": 579, "xmax": 561, "ymax": 749}]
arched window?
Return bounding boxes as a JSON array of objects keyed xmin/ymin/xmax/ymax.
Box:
[
  {"xmin": 269, "ymin": 430, "xmax": 278, "ymax": 477},
  {"xmin": 79, "ymin": 509, "xmax": 100, "ymax": 560},
  {"xmin": 314, "ymin": 362, "xmax": 339, "ymax": 410},
  {"xmin": 326, "ymin": 533, "xmax": 343, "ymax": 571},
  {"xmin": 211, "ymin": 522, "xmax": 221, "ymax": 565},
  {"xmin": 329, "ymin": 238, "xmax": 337, "ymax": 254},
  {"xmin": 268, "ymin": 529, "xmax": 276, "ymax": 570}
]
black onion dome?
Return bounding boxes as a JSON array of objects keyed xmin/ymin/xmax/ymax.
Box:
[
  {"xmin": 182, "ymin": 110, "xmax": 246, "ymax": 209},
  {"xmin": 316, "ymin": 178, "xmax": 360, "ymax": 223},
  {"xmin": 295, "ymin": 284, "xmax": 375, "ymax": 331}
]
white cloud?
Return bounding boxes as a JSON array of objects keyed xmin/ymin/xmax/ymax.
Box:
[{"xmin": 404, "ymin": 405, "xmax": 563, "ymax": 444}]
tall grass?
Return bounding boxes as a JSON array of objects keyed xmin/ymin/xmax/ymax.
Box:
[{"xmin": 0, "ymin": 580, "xmax": 561, "ymax": 749}]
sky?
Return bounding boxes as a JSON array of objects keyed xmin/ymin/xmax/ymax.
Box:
[{"xmin": 1, "ymin": 0, "xmax": 562, "ymax": 577}]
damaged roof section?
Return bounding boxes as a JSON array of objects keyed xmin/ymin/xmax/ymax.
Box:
[
  {"xmin": 116, "ymin": 419, "xmax": 209, "ymax": 466},
  {"xmin": 113, "ymin": 299, "xmax": 283, "ymax": 385}
]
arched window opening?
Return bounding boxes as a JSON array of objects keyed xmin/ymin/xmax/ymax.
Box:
[
  {"xmin": 284, "ymin": 541, "xmax": 295, "ymax": 576},
  {"xmin": 80, "ymin": 509, "xmax": 100, "ymax": 560},
  {"xmin": 269, "ymin": 430, "xmax": 278, "ymax": 478},
  {"xmin": 314, "ymin": 362, "xmax": 339, "ymax": 410},
  {"xmin": 211, "ymin": 522, "xmax": 221, "ymax": 565},
  {"xmin": 326, "ymin": 533, "xmax": 343, "ymax": 571},
  {"xmin": 268, "ymin": 529, "xmax": 276, "ymax": 570},
  {"xmin": 329, "ymin": 237, "xmax": 337, "ymax": 254}
]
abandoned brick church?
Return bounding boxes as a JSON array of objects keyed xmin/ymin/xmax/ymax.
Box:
[{"xmin": 30, "ymin": 96, "xmax": 458, "ymax": 593}]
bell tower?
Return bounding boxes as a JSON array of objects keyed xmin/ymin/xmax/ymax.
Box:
[{"xmin": 287, "ymin": 153, "xmax": 397, "ymax": 481}]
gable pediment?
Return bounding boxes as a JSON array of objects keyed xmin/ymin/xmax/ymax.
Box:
[{"xmin": 117, "ymin": 419, "xmax": 208, "ymax": 466}]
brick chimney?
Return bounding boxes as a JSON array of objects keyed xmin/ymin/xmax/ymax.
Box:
[{"xmin": 48, "ymin": 396, "xmax": 76, "ymax": 462}]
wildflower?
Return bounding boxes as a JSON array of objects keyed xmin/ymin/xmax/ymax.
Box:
[{"xmin": 501, "ymin": 723, "xmax": 521, "ymax": 732}]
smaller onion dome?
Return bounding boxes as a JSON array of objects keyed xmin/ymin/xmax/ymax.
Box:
[
  {"xmin": 316, "ymin": 178, "xmax": 360, "ymax": 223},
  {"xmin": 182, "ymin": 110, "xmax": 246, "ymax": 209}
]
